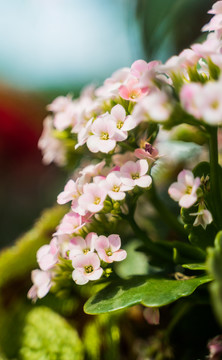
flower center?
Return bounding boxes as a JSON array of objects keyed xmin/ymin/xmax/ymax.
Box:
[
  {"xmin": 131, "ymin": 172, "xmax": 140, "ymax": 180},
  {"xmin": 83, "ymin": 248, "xmax": 90, "ymax": 254},
  {"xmin": 100, "ymin": 132, "xmax": 109, "ymax": 140},
  {"xmin": 186, "ymin": 186, "xmax": 192, "ymax": 195},
  {"xmin": 84, "ymin": 265, "xmax": 94, "ymax": 273},
  {"xmin": 211, "ymin": 100, "xmax": 219, "ymax": 109},
  {"xmin": 116, "ymin": 121, "xmax": 124, "ymax": 129},
  {"xmin": 145, "ymin": 143, "xmax": 153, "ymax": 154},
  {"xmin": 112, "ymin": 185, "xmax": 120, "ymax": 192},
  {"xmin": 94, "ymin": 197, "xmax": 101, "ymax": 205},
  {"xmin": 106, "ymin": 248, "xmax": 113, "ymax": 256}
]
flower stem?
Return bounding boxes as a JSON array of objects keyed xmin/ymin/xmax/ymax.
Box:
[
  {"xmin": 208, "ymin": 126, "xmax": 222, "ymax": 229},
  {"xmin": 149, "ymin": 183, "xmax": 188, "ymax": 238}
]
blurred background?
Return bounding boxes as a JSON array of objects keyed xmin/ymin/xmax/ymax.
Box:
[{"xmin": 0, "ymin": 0, "xmax": 213, "ymax": 248}]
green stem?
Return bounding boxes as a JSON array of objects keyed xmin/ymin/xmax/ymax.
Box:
[
  {"xmin": 164, "ymin": 302, "xmax": 191, "ymax": 340},
  {"xmin": 208, "ymin": 126, "xmax": 222, "ymax": 229},
  {"xmin": 149, "ymin": 184, "xmax": 188, "ymax": 238},
  {"xmin": 122, "ymin": 211, "xmax": 172, "ymax": 262}
]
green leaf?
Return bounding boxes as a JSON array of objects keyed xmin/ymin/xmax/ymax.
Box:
[
  {"xmin": 182, "ymin": 263, "xmax": 206, "ymax": 270},
  {"xmin": 207, "ymin": 231, "xmax": 222, "ymax": 325},
  {"xmin": 0, "ymin": 205, "xmax": 67, "ymax": 289},
  {"xmin": 19, "ymin": 307, "xmax": 83, "ymax": 360},
  {"xmin": 84, "ymin": 274, "xmax": 212, "ymax": 315}
]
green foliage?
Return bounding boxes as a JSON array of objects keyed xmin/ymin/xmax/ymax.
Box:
[
  {"xmin": 207, "ymin": 231, "xmax": 222, "ymax": 326},
  {"xmin": 19, "ymin": 307, "xmax": 83, "ymax": 360},
  {"xmin": 0, "ymin": 206, "xmax": 67, "ymax": 289},
  {"xmin": 84, "ymin": 274, "xmax": 212, "ymax": 315}
]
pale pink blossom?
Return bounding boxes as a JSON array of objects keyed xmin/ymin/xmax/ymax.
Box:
[
  {"xmin": 38, "ymin": 116, "xmax": 66, "ymax": 166},
  {"xmin": 95, "ymin": 234, "xmax": 127, "ymax": 263},
  {"xmin": 80, "ymin": 160, "xmax": 106, "ymax": 178},
  {"xmin": 131, "ymin": 60, "xmax": 149, "ymax": 77},
  {"xmin": 168, "ymin": 170, "xmax": 201, "ymax": 208},
  {"xmin": 143, "ymin": 307, "xmax": 160, "ymax": 325},
  {"xmin": 105, "ymin": 171, "xmax": 132, "ymax": 201},
  {"xmin": 47, "ymin": 95, "xmax": 72, "ymax": 113},
  {"xmin": 95, "ymin": 67, "xmax": 130, "ymax": 99},
  {"xmin": 202, "ymin": 13, "xmax": 222, "ymax": 34},
  {"xmin": 78, "ymin": 183, "xmax": 107, "ymax": 213},
  {"xmin": 57, "ymin": 179, "xmax": 79, "ymax": 205},
  {"xmin": 190, "ymin": 208, "xmax": 213, "ymax": 229},
  {"xmin": 191, "ymin": 33, "xmax": 222, "ymax": 58},
  {"xmin": 37, "ymin": 237, "xmax": 59, "ymax": 271},
  {"xmin": 119, "ymin": 77, "xmax": 148, "ymax": 102},
  {"xmin": 198, "ymin": 81, "xmax": 222, "ymax": 125},
  {"xmin": 87, "ymin": 114, "xmax": 117, "ymax": 153},
  {"xmin": 69, "ymin": 232, "xmax": 98, "ymax": 259},
  {"xmin": 120, "ymin": 159, "xmax": 152, "ymax": 188},
  {"xmin": 180, "ymin": 83, "xmax": 203, "ymax": 119},
  {"xmin": 72, "ymin": 252, "xmax": 103, "ymax": 285},
  {"xmin": 55, "ymin": 211, "xmax": 86, "ymax": 235},
  {"xmin": 137, "ymin": 60, "xmax": 162, "ymax": 89},
  {"xmin": 75, "ymin": 117, "xmax": 94, "ymax": 149},
  {"xmin": 132, "ymin": 91, "xmax": 172, "ymax": 124},
  {"xmin": 208, "ymin": 1, "xmax": 222, "ymax": 15},
  {"xmin": 53, "ymin": 102, "xmax": 80, "ymax": 131},
  {"xmin": 111, "ymin": 104, "xmax": 137, "ymax": 141},
  {"xmin": 28, "ymin": 269, "xmax": 52, "ymax": 301}
]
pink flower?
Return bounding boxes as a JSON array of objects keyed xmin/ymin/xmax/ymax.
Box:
[
  {"xmin": 47, "ymin": 95, "xmax": 72, "ymax": 113},
  {"xmin": 72, "ymin": 253, "xmax": 103, "ymax": 285},
  {"xmin": 168, "ymin": 170, "xmax": 201, "ymax": 208},
  {"xmin": 95, "ymin": 234, "xmax": 127, "ymax": 263},
  {"xmin": 120, "ymin": 159, "xmax": 152, "ymax": 188},
  {"xmin": 105, "ymin": 171, "xmax": 132, "ymax": 201},
  {"xmin": 208, "ymin": 1, "xmax": 222, "ymax": 15},
  {"xmin": 55, "ymin": 211, "xmax": 86, "ymax": 235},
  {"xmin": 28, "ymin": 269, "xmax": 52, "ymax": 301},
  {"xmin": 38, "ymin": 116, "xmax": 66, "ymax": 166},
  {"xmin": 69, "ymin": 232, "xmax": 98, "ymax": 259},
  {"xmin": 37, "ymin": 237, "xmax": 59, "ymax": 271},
  {"xmin": 119, "ymin": 77, "xmax": 148, "ymax": 102},
  {"xmin": 57, "ymin": 179, "xmax": 79, "ymax": 205},
  {"xmin": 180, "ymin": 83, "xmax": 203, "ymax": 119},
  {"xmin": 78, "ymin": 183, "xmax": 107, "ymax": 213},
  {"xmin": 190, "ymin": 208, "xmax": 213, "ymax": 229},
  {"xmin": 134, "ymin": 142, "xmax": 159, "ymax": 163},
  {"xmin": 199, "ymin": 81, "xmax": 222, "ymax": 125},
  {"xmin": 80, "ymin": 160, "xmax": 106, "ymax": 178},
  {"xmin": 57, "ymin": 176, "xmax": 88, "ymax": 216},
  {"xmin": 132, "ymin": 91, "xmax": 172, "ymax": 123},
  {"xmin": 111, "ymin": 105, "xmax": 138, "ymax": 141},
  {"xmin": 87, "ymin": 114, "xmax": 117, "ymax": 153},
  {"xmin": 131, "ymin": 59, "xmax": 150, "ymax": 78}
]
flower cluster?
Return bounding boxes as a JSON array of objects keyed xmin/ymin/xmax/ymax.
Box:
[
  {"xmin": 28, "ymin": 232, "xmax": 126, "ymax": 300},
  {"xmin": 30, "ymin": 1, "xmax": 222, "ymax": 301}
]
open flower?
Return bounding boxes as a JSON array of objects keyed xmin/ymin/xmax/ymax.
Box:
[
  {"xmin": 37, "ymin": 237, "xmax": 59, "ymax": 271},
  {"xmin": 69, "ymin": 232, "xmax": 98, "ymax": 259},
  {"xmin": 111, "ymin": 104, "xmax": 137, "ymax": 141},
  {"xmin": 168, "ymin": 170, "xmax": 200, "ymax": 208},
  {"xmin": 104, "ymin": 171, "xmax": 132, "ymax": 201},
  {"xmin": 78, "ymin": 183, "xmax": 107, "ymax": 213},
  {"xmin": 87, "ymin": 114, "xmax": 117, "ymax": 153},
  {"xmin": 72, "ymin": 253, "xmax": 103, "ymax": 285},
  {"xmin": 95, "ymin": 234, "xmax": 127, "ymax": 263},
  {"xmin": 120, "ymin": 159, "xmax": 152, "ymax": 188}
]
